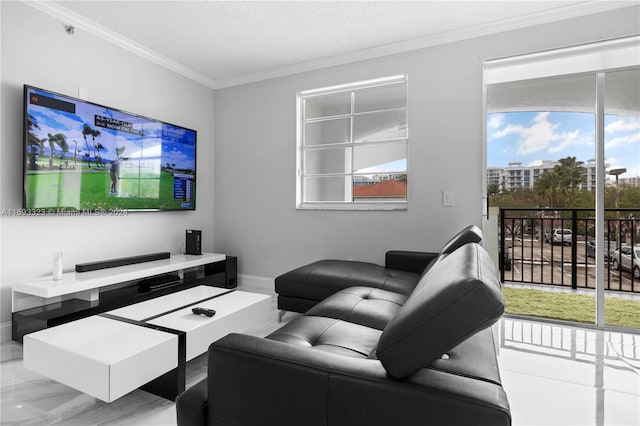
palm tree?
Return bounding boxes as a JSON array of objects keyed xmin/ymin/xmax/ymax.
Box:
[
  {"xmin": 72, "ymin": 140, "xmax": 78, "ymax": 168},
  {"xmin": 82, "ymin": 124, "xmax": 94, "ymax": 168},
  {"xmin": 488, "ymin": 183, "xmax": 500, "ymax": 197},
  {"xmin": 554, "ymin": 156, "xmax": 585, "ymax": 206},
  {"xmin": 533, "ymin": 157, "xmax": 585, "ymax": 207},
  {"xmin": 46, "ymin": 133, "xmax": 70, "ymax": 168},
  {"xmin": 26, "ymin": 114, "xmax": 43, "ymax": 169},
  {"xmin": 534, "ymin": 171, "xmax": 560, "ymax": 207},
  {"xmin": 91, "ymin": 129, "xmax": 102, "ymax": 167},
  {"xmin": 95, "ymin": 142, "xmax": 105, "ymax": 168}
]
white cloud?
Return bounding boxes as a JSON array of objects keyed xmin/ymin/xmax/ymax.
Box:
[
  {"xmin": 165, "ymin": 148, "xmax": 193, "ymax": 169},
  {"xmin": 605, "ymin": 132, "xmax": 640, "ymax": 149},
  {"xmin": 502, "ymin": 112, "xmax": 561, "ymax": 155},
  {"xmin": 548, "ymin": 129, "xmax": 580, "ymax": 154},
  {"xmin": 494, "ymin": 112, "xmax": 589, "ymax": 157},
  {"xmin": 626, "ymin": 163, "xmax": 640, "ymax": 178},
  {"xmin": 605, "ymin": 117, "xmax": 640, "ymax": 134},
  {"xmin": 487, "ymin": 114, "xmax": 505, "ymax": 129}
]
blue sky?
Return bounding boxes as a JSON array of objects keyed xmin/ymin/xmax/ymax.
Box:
[{"xmin": 487, "ymin": 111, "xmax": 640, "ymax": 180}]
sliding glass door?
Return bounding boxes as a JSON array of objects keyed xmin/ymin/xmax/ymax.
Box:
[
  {"xmin": 603, "ymin": 68, "xmax": 640, "ymax": 329},
  {"xmin": 484, "ymin": 37, "xmax": 639, "ymax": 330}
]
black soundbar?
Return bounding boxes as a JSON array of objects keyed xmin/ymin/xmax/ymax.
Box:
[{"xmin": 76, "ymin": 252, "xmax": 171, "ymax": 273}]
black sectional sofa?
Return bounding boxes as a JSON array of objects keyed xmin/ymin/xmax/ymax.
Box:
[
  {"xmin": 176, "ymin": 226, "xmax": 511, "ymax": 426},
  {"xmin": 275, "ymin": 224, "xmax": 482, "ymax": 316}
]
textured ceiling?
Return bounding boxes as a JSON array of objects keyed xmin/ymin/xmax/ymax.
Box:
[{"xmin": 42, "ymin": 1, "xmax": 635, "ymax": 88}]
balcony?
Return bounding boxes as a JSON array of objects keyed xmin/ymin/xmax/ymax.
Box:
[{"xmin": 498, "ymin": 208, "xmax": 639, "ymax": 293}]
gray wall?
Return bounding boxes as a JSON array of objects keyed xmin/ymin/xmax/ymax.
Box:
[
  {"xmin": 0, "ymin": 2, "xmax": 216, "ymax": 337},
  {"xmin": 213, "ymin": 6, "xmax": 640, "ymax": 287}
]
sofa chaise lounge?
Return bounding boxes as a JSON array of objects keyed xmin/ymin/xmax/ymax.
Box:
[
  {"xmin": 175, "ymin": 239, "xmax": 511, "ymax": 426},
  {"xmin": 274, "ymin": 224, "xmax": 482, "ymax": 316}
]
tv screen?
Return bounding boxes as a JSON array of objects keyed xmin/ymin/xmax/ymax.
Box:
[{"xmin": 23, "ymin": 85, "xmax": 197, "ymax": 212}]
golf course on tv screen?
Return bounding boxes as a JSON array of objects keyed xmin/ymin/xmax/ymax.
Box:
[{"xmin": 23, "ymin": 85, "xmax": 197, "ymax": 212}]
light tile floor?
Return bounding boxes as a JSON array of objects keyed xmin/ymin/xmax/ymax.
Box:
[
  {"xmin": 497, "ymin": 316, "xmax": 639, "ymax": 426},
  {"xmin": 1, "ymin": 298, "xmax": 638, "ymax": 425}
]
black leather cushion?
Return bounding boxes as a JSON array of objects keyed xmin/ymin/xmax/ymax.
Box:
[
  {"xmin": 275, "ymin": 260, "xmax": 419, "ymax": 302},
  {"xmin": 306, "ymin": 286, "xmax": 408, "ymax": 330},
  {"xmin": 277, "ymin": 294, "xmax": 318, "ymax": 313},
  {"xmin": 175, "ymin": 378, "xmax": 208, "ymax": 426},
  {"xmin": 267, "ymin": 316, "xmax": 382, "ymax": 358},
  {"xmin": 428, "ymin": 327, "xmax": 503, "ymax": 386},
  {"xmin": 377, "ymin": 243, "xmax": 504, "ymax": 379},
  {"xmin": 440, "ymin": 224, "xmax": 482, "ymax": 255},
  {"xmin": 419, "ymin": 224, "xmax": 484, "ymax": 277},
  {"xmin": 274, "ymin": 225, "xmax": 481, "ymax": 307}
]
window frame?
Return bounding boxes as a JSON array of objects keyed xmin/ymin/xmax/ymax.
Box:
[{"xmin": 296, "ymin": 74, "xmax": 409, "ymax": 211}]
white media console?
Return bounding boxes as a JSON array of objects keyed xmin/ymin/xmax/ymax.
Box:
[
  {"xmin": 11, "ymin": 252, "xmax": 230, "ymax": 342},
  {"xmin": 12, "ymin": 252, "xmax": 225, "ymax": 310}
]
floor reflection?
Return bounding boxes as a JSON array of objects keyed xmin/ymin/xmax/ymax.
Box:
[{"xmin": 497, "ymin": 317, "xmax": 639, "ymax": 425}]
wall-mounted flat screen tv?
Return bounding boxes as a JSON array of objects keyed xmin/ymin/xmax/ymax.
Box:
[{"xmin": 23, "ymin": 85, "xmax": 197, "ymax": 212}]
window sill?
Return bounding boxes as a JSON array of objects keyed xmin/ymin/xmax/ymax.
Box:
[{"xmin": 296, "ymin": 202, "xmax": 408, "ymax": 211}]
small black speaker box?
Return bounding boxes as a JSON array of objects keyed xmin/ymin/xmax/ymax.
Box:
[
  {"xmin": 204, "ymin": 256, "xmax": 237, "ymax": 288},
  {"xmin": 185, "ymin": 229, "xmax": 202, "ymax": 255}
]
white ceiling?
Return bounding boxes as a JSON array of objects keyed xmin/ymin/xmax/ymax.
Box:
[{"xmin": 29, "ymin": 1, "xmax": 637, "ymax": 89}]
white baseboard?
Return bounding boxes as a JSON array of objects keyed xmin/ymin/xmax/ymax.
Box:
[
  {"xmin": 1, "ymin": 321, "xmax": 12, "ymax": 343},
  {"xmin": 237, "ymin": 274, "xmax": 275, "ymax": 295}
]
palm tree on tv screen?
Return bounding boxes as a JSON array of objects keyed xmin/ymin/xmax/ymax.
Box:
[
  {"xmin": 45, "ymin": 133, "xmax": 69, "ymax": 169},
  {"xmin": 82, "ymin": 124, "xmax": 94, "ymax": 168},
  {"xmin": 95, "ymin": 142, "xmax": 105, "ymax": 168},
  {"xmin": 26, "ymin": 114, "xmax": 43, "ymax": 169},
  {"xmin": 91, "ymin": 129, "xmax": 102, "ymax": 168}
]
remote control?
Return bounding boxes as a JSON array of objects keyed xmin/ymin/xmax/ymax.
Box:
[{"xmin": 192, "ymin": 307, "xmax": 216, "ymax": 317}]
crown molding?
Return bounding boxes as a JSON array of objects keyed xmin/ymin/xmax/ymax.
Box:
[
  {"xmin": 213, "ymin": 1, "xmax": 639, "ymax": 89},
  {"xmin": 21, "ymin": 0, "xmax": 217, "ymax": 89},
  {"xmin": 22, "ymin": 0, "xmax": 637, "ymax": 90}
]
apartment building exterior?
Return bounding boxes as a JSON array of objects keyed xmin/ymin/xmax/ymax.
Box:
[
  {"xmin": 488, "ymin": 159, "xmax": 606, "ymax": 192},
  {"xmin": 620, "ymin": 176, "xmax": 640, "ymax": 187}
]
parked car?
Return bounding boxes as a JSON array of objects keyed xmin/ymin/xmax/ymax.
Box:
[
  {"xmin": 544, "ymin": 228, "xmax": 572, "ymax": 245},
  {"xmin": 611, "ymin": 245, "xmax": 640, "ymax": 279},
  {"xmin": 586, "ymin": 239, "xmax": 616, "ymax": 260}
]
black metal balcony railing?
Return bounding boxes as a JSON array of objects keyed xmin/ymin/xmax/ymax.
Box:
[{"xmin": 499, "ymin": 208, "xmax": 640, "ymax": 293}]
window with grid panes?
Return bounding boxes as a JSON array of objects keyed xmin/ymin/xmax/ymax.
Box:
[{"xmin": 297, "ymin": 75, "xmax": 408, "ymax": 210}]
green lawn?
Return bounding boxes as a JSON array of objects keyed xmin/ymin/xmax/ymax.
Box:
[{"xmin": 503, "ymin": 286, "xmax": 640, "ymax": 329}]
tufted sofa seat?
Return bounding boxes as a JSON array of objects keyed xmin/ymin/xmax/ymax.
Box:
[
  {"xmin": 176, "ymin": 241, "xmax": 510, "ymax": 426},
  {"xmin": 305, "ymin": 286, "xmax": 408, "ymax": 330}
]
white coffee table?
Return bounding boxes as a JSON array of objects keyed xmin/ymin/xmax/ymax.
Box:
[
  {"xmin": 23, "ymin": 286, "xmax": 272, "ymax": 402},
  {"xmin": 23, "ymin": 315, "xmax": 178, "ymax": 403},
  {"xmin": 107, "ymin": 286, "xmax": 272, "ymax": 361}
]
